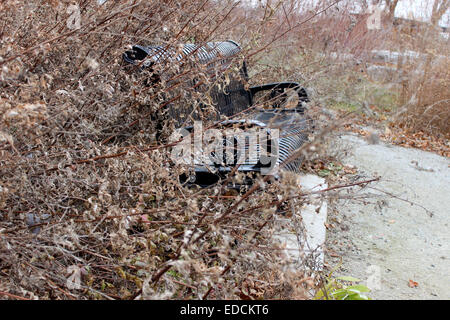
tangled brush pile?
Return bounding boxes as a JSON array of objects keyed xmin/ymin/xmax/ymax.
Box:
[{"xmin": 0, "ymin": 0, "xmax": 322, "ymax": 300}]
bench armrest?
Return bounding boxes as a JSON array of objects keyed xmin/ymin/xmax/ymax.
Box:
[{"xmin": 249, "ymin": 82, "xmax": 309, "ymax": 113}]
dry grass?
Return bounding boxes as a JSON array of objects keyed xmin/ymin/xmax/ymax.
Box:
[
  {"xmin": 395, "ymin": 47, "xmax": 450, "ymax": 137},
  {"xmin": 384, "ymin": 14, "xmax": 449, "ymax": 138}
]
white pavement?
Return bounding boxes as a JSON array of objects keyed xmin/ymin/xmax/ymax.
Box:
[{"xmin": 273, "ymin": 174, "xmax": 328, "ymax": 271}]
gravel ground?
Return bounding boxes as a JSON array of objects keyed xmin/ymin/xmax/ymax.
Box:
[{"xmin": 325, "ymin": 132, "xmax": 450, "ymax": 300}]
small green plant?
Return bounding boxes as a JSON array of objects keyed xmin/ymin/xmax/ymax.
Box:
[
  {"xmin": 315, "ymin": 263, "xmax": 371, "ymax": 300},
  {"xmin": 315, "ymin": 275, "xmax": 371, "ymax": 300},
  {"xmin": 318, "ymin": 162, "xmax": 343, "ymax": 177},
  {"xmin": 167, "ymin": 269, "xmax": 182, "ymax": 279}
]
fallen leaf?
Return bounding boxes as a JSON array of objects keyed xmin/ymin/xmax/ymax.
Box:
[
  {"xmin": 330, "ymin": 252, "xmax": 340, "ymax": 257},
  {"xmin": 408, "ymin": 279, "xmax": 418, "ymax": 288}
]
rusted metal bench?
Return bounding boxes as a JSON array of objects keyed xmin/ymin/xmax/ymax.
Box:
[{"xmin": 123, "ymin": 41, "xmax": 312, "ymax": 187}]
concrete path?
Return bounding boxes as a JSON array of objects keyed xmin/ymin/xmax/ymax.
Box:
[
  {"xmin": 327, "ymin": 133, "xmax": 450, "ymax": 300},
  {"xmin": 273, "ymin": 174, "xmax": 327, "ymax": 271}
]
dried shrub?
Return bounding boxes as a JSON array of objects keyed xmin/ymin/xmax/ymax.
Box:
[{"xmin": 1, "ymin": 0, "xmax": 330, "ymax": 300}]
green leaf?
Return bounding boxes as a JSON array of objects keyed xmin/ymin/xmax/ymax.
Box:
[
  {"xmin": 346, "ymin": 292, "xmax": 370, "ymax": 300},
  {"xmin": 347, "ymin": 285, "xmax": 371, "ymax": 292},
  {"xmin": 336, "ymin": 276, "xmax": 361, "ymax": 282},
  {"xmin": 318, "ymin": 169, "xmax": 331, "ymax": 177}
]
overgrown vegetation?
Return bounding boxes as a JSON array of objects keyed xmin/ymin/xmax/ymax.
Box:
[
  {"xmin": 0, "ymin": 0, "xmax": 323, "ymax": 300},
  {"xmin": 0, "ymin": 0, "xmax": 448, "ymax": 300}
]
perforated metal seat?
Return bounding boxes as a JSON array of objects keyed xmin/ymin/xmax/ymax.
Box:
[{"xmin": 123, "ymin": 41, "xmax": 313, "ymax": 185}]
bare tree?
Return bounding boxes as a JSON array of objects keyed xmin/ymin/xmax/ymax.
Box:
[
  {"xmin": 384, "ymin": 0, "xmax": 399, "ymax": 20},
  {"xmin": 431, "ymin": 0, "xmax": 450, "ymax": 26}
]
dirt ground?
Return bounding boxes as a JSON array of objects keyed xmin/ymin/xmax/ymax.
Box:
[{"xmin": 325, "ymin": 132, "xmax": 450, "ymax": 300}]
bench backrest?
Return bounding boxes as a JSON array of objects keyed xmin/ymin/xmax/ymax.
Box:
[{"xmin": 123, "ymin": 41, "xmax": 253, "ymax": 123}]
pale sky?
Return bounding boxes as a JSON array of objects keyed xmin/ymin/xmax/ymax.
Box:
[
  {"xmin": 245, "ymin": 0, "xmax": 450, "ymax": 27},
  {"xmin": 362, "ymin": 0, "xmax": 449, "ymax": 27}
]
